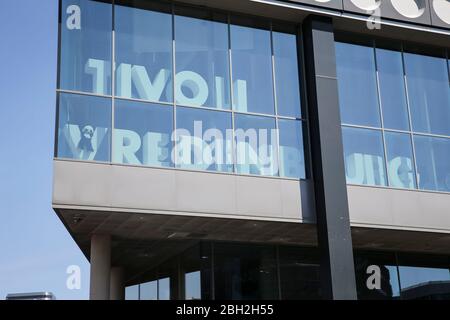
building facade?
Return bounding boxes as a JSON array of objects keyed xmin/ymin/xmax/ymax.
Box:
[{"xmin": 53, "ymin": 0, "xmax": 450, "ymax": 300}]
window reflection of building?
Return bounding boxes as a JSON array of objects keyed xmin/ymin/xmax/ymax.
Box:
[
  {"xmin": 57, "ymin": 93, "xmax": 111, "ymax": 162},
  {"xmin": 56, "ymin": 1, "xmax": 306, "ymax": 180},
  {"xmin": 336, "ymin": 39, "xmax": 450, "ymax": 193},
  {"xmin": 342, "ymin": 127, "xmax": 387, "ymax": 186},
  {"xmin": 354, "ymin": 252, "xmax": 400, "ymax": 300},
  {"xmin": 123, "ymin": 242, "xmax": 450, "ymax": 300},
  {"xmin": 400, "ymin": 281, "xmax": 450, "ymax": 300}
]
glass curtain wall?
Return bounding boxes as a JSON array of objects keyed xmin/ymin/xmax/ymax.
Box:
[
  {"xmin": 124, "ymin": 242, "xmax": 450, "ymax": 300},
  {"xmin": 56, "ymin": 0, "xmax": 306, "ymax": 179},
  {"xmin": 336, "ymin": 39, "xmax": 450, "ymax": 192}
]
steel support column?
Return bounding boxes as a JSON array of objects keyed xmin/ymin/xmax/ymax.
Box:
[{"xmin": 302, "ymin": 15, "xmax": 357, "ymax": 300}]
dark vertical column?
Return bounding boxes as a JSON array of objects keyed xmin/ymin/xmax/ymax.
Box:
[
  {"xmin": 170, "ymin": 258, "xmax": 182, "ymax": 300},
  {"xmin": 200, "ymin": 242, "xmax": 214, "ymax": 300},
  {"xmin": 302, "ymin": 15, "xmax": 357, "ymax": 300}
]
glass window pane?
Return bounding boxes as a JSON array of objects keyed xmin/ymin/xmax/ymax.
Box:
[
  {"xmin": 158, "ymin": 277, "xmax": 170, "ymax": 300},
  {"xmin": 113, "ymin": 100, "xmax": 173, "ymax": 167},
  {"xmin": 385, "ymin": 132, "xmax": 416, "ymax": 189},
  {"xmin": 414, "ymin": 135, "xmax": 450, "ymax": 192},
  {"xmin": 376, "ymin": 48, "xmax": 410, "ymax": 130},
  {"xmin": 115, "ymin": 4, "xmax": 173, "ymax": 103},
  {"xmin": 181, "ymin": 244, "xmax": 204, "ymax": 300},
  {"xmin": 279, "ymin": 247, "xmax": 320, "ymax": 300},
  {"xmin": 140, "ymin": 281, "xmax": 157, "ymax": 300},
  {"xmin": 342, "ymin": 127, "xmax": 387, "ymax": 186},
  {"xmin": 214, "ymin": 243, "xmax": 278, "ymax": 300},
  {"xmin": 185, "ymin": 271, "xmax": 201, "ymax": 300},
  {"xmin": 405, "ymin": 53, "xmax": 450, "ymax": 136},
  {"xmin": 234, "ymin": 114, "xmax": 277, "ymax": 176},
  {"xmin": 175, "ymin": 107, "xmax": 233, "ymax": 172},
  {"xmin": 125, "ymin": 285, "xmax": 139, "ymax": 300},
  {"xmin": 399, "ymin": 266, "xmax": 450, "ymax": 297},
  {"xmin": 273, "ymin": 32, "xmax": 301, "ymax": 118},
  {"xmin": 354, "ymin": 252, "xmax": 400, "ymax": 300},
  {"xmin": 231, "ymin": 25, "xmax": 275, "ymax": 115},
  {"xmin": 336, "ymin": 42, "xmax": 381, "ymax": 127},
  {"xmin": 60, "ymin": 0, "xmax": 112, "ymax": 95},
  {"xmin": 278, "ymin": 119, "xmax": 305, "ymax": 179},
  {"xmin": 398, "ymin": 254, "xmax": 450, "ymax": 300},
  {"xmin": 175, "ymin": 15, "xmax": 230, "ymax": 109},
  {"xmin": 57, "ymin": 93, "xmax": 111, "ymax": 162}
]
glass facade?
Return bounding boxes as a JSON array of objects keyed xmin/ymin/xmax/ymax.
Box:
[
  {"xmin": 113, "ymin": 99, "xmax": 173, "ymax": 167},
  {"xmin": 60, "ymin": 0, "xmax": 112, "ymax": 95},
  {"xmin": 175, "ymin": 10, "xmax": 230, "ymax": 109},
  {"xmin": 336, "ymin": 40, "xmax": 450, "ymax": 192},
  {"xmin": 125, "ymin": 242, "xmax": 450, "ymax": 300},
  {"xmin": 115, "ymin": 2, "xmax": 173, "ymax": 103},
  {"xmin": 56, "ymin": 0, "xmax": 306, "ymax": 179},
  {"xmin": 176, "ymin": 107, "xmax": 232, "ymax": 172},
  {"xmin": 57, "ymin": 93, "xmax": 111, "ymax": 162},
  {"xmin": 57, "ymin": 2, "xmax": 450, "ymax": 301}
]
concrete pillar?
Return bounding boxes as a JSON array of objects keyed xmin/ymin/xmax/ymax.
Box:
[
  {"xmin": 110, "ymin": 267, "xmax": 125, "ymax": 300},
  {"xmin": 89, "ymin": 234, "xmax": 111, "ymax": 300}
]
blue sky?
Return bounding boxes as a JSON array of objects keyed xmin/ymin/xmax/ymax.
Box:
[{"xmin": 0, "ymin": 0, "xmax": 90, "ymax": 299}]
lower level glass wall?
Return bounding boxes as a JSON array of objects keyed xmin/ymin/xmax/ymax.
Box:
[{"xmin": 125, "ymin": 241, "xmax": 449, "ymax": 300}]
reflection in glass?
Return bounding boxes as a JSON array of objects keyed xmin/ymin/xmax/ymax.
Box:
[
  {"xmin": 354, "ymin": 252, "xmax": 400, "ymax": 300},
  {"xmin": 278, "ymin": 120, "xmax": 305, "ymax": 179},
  {"xmin": 279, "ymin": 247, "xmax": 320, "ymax": 299},
  {"xmin": 57, "ymin": 93, "xmax": 111, "ymax": 162},
  {"xmin": 113, "ymin": 100, "xmax": 173, "ymax": 167},
  {"xmin": 342, "ymin": 127, "xmax": 387, "ymax": 186},
  {"xmin": 399, "ymin": 266, "xmax": 450, "ymax": 295},
  {"xmin": 176, "ymin": 107, "xmax": 233, "ymax": 172},
  {"xmin": 58, "ymin": 4, "xmax": 307, "ymax": 178},
  {"xmin": 414, "ymin": 135, "xmax": 450, "ymax": 192},
  {"xmin": 405, "ymin": 53, "xmax": 450, "ymax": 136},
  {"xmin": 214, "ymin": 243, "xmax": 278, "ymax": 300},
  {"xmin": 115, "ymin": 4, "xmax": 173, "ymax": 102},
  {"xmin": 376, "ymin": 48, "xmax": 410, "ymax": 130},
  {"xmin": 385, "ymin": 132, "xmax": 416, "ymax": 189},
  {"xmin": 234, "ymin": 115, "xmax": 277, "ymax": 176},
  {"xmin": 231, "ymin": 25, "xmax": 275, "ymax": 115},
  {"xmin": 273, "ymin": 32, "xmax": 301, "ymax": 118},
  {"xmin": 60, "ymin": 0, "xmax": 112, "ymax": 94},
  {"xmin": 336, "ymin": 42, "xmax": 380, "ymax": 127},
  {"xmin": 398, "ymin": 255, "xmax": 450, "ymax": 300},
  {"xmin": 175, "ymin": 15, "xmax": 230, "ymax": 109}
]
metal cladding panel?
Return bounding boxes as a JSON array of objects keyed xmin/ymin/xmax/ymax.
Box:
[
  {"xmin": 343, "ymin": 0, "xmax": 431, "ymax": 25},
  {"xmin": 342, "ymin": 0, "xmax": 382, "ymax": 13},
  {"xmin": 283, "ymin": 0, "xmax": 450, "ymax": 29},
  {"xmin": 303, "ymin": 16, "xmax": 357, "ymax": 300},
  {"xmin": 288, "ymin": 0, "xmax": 344, "ymax": 10},
  {"xmin": 429, "ymin": 0, "xmax": 450, "ymax": 28},
  {"xmin": 382, "ymin": 0, "xmax": 432, "ymax": 26}
]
